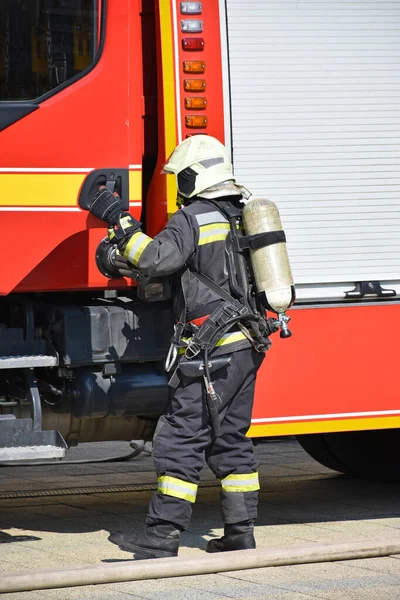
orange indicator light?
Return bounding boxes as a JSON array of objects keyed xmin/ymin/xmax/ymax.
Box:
[
  {"xmin": 184, "ymin": 79, "xmax": 206, "ymax": 92},
  {"xmin": 183, "ymin": 60, "xmax": 206, "ymax": 73},
  {"xmin": 185, "ymin": 97, "xmax": 207, "ymax": 109},
  {"xmin": 185, "ymin": 115, "xmax": 208, "ymax": 128}
]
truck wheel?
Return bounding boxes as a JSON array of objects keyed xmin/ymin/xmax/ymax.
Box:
[
  {"xmin": 296, "ymin": 433, "xmax": 354, "ymax": 475},
  {"xmin": 297, "ymin": 429, "xmax": 400, "ymax": 482}
]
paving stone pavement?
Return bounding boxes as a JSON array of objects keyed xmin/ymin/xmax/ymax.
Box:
[{"xmin": 0, "ymin": 438, "xmax": 399, "ymax": 599}]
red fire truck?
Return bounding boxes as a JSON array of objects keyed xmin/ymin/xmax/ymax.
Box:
[{"xmin": 0, "ymin": 0, "xmax": 399, "ymax": 481}]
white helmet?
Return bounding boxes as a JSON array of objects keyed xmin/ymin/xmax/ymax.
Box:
[{"xmin": 163, "ymin": 135, "xmax": 234, "ymax": 199}]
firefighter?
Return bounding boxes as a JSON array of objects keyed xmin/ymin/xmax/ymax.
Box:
[{"xmin": 88, "ymin": 135, "xmax": 275, "ymax": 559}]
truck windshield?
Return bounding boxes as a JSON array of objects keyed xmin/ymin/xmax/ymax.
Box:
[{"xmin": 0, "ymin": 0, "xmax": 100, "ymax": 101}]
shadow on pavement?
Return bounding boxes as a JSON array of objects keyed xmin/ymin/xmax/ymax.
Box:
[{"xmin": 0, "ymin": 440, "xmax": 399, "ymax": 554}]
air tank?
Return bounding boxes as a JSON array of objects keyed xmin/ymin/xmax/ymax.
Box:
[{"xmin": 242, "ymin": 197, "xmax": 295, "ymax": 315}]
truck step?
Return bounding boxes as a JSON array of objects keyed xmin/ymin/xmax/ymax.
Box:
[
  {"xmin": 0, "ymin": 340, "xmax": 58, "ymax": 370},
  {"xmin": 0, "ymin": 444, "xmax": 66, "ymax": 462},
  {"xmin": 0, "ymin": 419, "xmax": 67, "ymax": 462},
  {"xmin": 0, "ymin": 355, "xmax": 58, "ymax": 369}
]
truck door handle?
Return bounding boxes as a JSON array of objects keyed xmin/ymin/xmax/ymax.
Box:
[{"xmin": 78, "ymin": 168, "xmax": 130, "ymax": 211}]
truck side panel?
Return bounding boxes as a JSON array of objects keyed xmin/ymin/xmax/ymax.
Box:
[{"xmin": 0, "ymin": 0, "xmax": 143, "ymax": 294}]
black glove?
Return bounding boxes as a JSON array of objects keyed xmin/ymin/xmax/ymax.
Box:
[
  {"xmin": 89, "ymin": 187, "xmax": 124, "ymax": 225},
  {"xmin": 108, "ymin": 213, "xmax": 142, "ymax": 244},
  {"xmin": 112, "ymin": 252, "xmax": 148, "ymax": 286}
]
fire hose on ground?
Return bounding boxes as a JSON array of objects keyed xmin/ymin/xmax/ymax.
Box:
[{"xmin": 0, "ymin": 538, "xmax": 399, "ymax": 593}]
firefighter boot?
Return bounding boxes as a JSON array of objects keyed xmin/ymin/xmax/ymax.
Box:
[
  {"xmin": 206, "ymin": 519, "xmax": 256, "ymax": 553},
  {"xmin": 108, "ymin": 523, "xmax": 180, "ymax": 559}
]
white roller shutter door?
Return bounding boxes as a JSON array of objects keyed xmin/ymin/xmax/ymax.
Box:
[{"xmin": 222, "ymin": 0, "xmax": 400, "ymax": 301}]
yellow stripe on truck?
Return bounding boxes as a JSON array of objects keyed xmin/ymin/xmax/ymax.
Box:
[
  {"xmin": 159, "ymin": 0, "xmax": 178, "ymax": 218},
  {"xmin": 0, "ymin": 174, "xmax": 86, "ymax": 206},
  {"xmin": 0, "ymin": 171, "xmax": 142, "ymax": 208},
  {"xmin": 129, "ymin": 170, "xmax": 142, "ymax": 202},
  {"xmin": 248, "ymin": 416, "xmax": 400, "ymax": 438}
]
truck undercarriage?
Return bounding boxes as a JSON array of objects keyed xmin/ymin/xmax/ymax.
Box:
[{"xmin": 0, "ymin": 292, "xmax": 173, "ymax": 459}]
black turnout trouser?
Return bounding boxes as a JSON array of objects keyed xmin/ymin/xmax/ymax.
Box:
[{"xmin": 146, "ymin": 347, "xmax": 264, "ymax": 531}]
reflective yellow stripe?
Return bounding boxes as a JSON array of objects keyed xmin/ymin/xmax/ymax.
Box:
[
  {"xmin": 177, "ymin": 336, "xmax": 191, "ymax": 355},
  {"xmin": 124, "ymin": 231, "xmax": 152, "ymax": 266},
  {"xmin": 133, "ymin": 237, "xmax": 152, "ymax": 265},
  {"xmin": 198, "ymin": 232, "xmax": 229, "ymax": 246},
  {"xmin": 198, "ymin": 222, "xmax": 230, "ymax": 246},
  {"xmin": 221, "ymin": 472, "xmax": 260, "ymax": 493},
  {"xmin": 200, "ymin": 223, "xmax": 230, "ymax": 233},
  {"xmin": 215, "ymin": 331, "xmax": 248, "ymax": 347},
  {"xmin": 120, "ymin": 215, "xmax": 133, "ymax": 227},
  {"xmin": 158, "ymin": 476, "xmax": 198, "ymax": 503},
  {"xmin": 178, "ymin": 331, "xmax": 249, "ymax": 354}
]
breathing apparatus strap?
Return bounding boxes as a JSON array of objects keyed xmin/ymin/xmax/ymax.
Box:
[
  {"xmin": 191, "ymin": 271, "xmax": 243, "ymax": 310},
  {"xmin": 239, "ymin": 230, "xmax": 286, "ymax": 251},
  {"xmin": 184, "ymin": 272, "xmax": 252, "ymax": 359},
  {"xmin": 191, "ymin": 199, "xmax": 271, "ymax": 354},
  {"xmin": 204, "ymin": 198, "xmax": 286, "ymax": 252}
]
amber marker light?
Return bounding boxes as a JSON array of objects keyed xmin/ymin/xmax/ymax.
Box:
[
  {"xmin": 185, "ymin": 115, "xmax": 208, "ymax": 128},
  {"xmin": 183, "ymin": 60, "xmax": 205, "ymax": 74},
  {"xmin": 185, "ymin": 97, "xmax": 207, "ymax": 109},
  {"xmin": 184, "ymin": 79, "xmax": 206, "ymax": 92},
  {"xmin": 182, "ymin": 38, "xmax": 205, "ymax": 50}
]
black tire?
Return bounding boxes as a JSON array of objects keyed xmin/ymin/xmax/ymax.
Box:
[
  {"xmin": 297, "ymin": 429, "xmax": 400, "ymax": 483},
  {"xmin": 296, "ymin": 433, "xmax": 354, "ymax": 475}
]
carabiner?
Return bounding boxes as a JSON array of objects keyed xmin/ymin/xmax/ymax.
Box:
[{"xmin": 165, "ymin": 342, "xmax": 178, "ymax": 372}]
